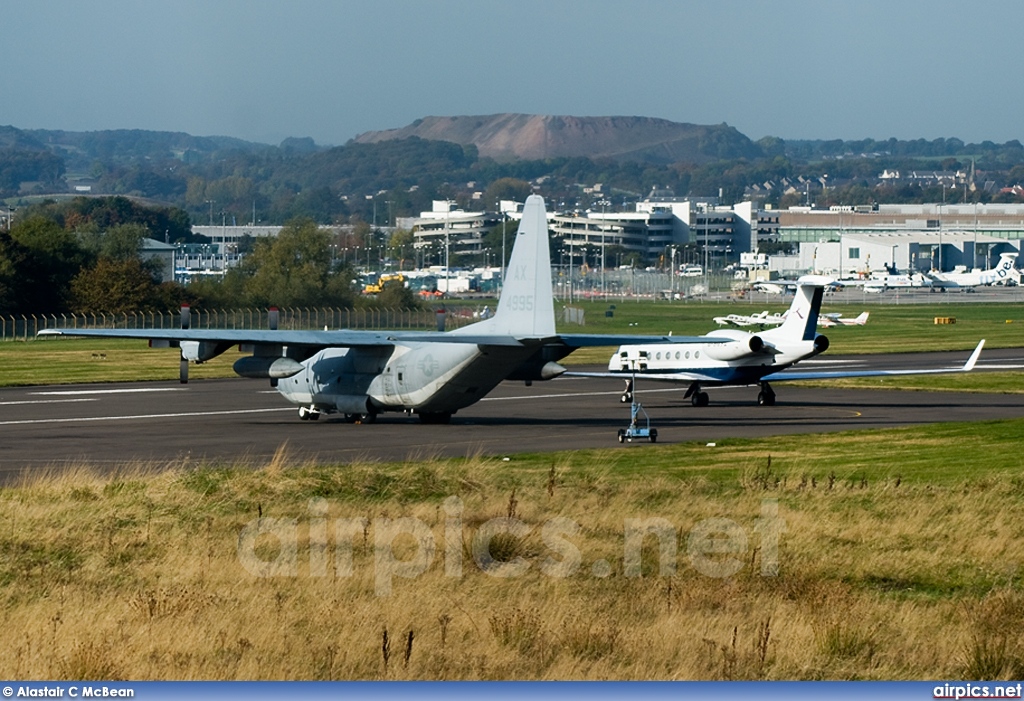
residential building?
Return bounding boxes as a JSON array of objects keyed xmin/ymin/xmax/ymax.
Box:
[{"xmin": 405, "ymin": 201, "xmax": 500, "ymax": 267}]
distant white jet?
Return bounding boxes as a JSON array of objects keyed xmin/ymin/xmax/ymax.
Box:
[
  {"xmin": 926, "ymin": 252, "xmax": 1019, "ymax": 290},
  {"xmin": 752, "ymin": 279, "xmax": 843, "ymax": 296},
  {"xmin": 751, "ymin": 281, "xmax": 792, "ymax": 295}
]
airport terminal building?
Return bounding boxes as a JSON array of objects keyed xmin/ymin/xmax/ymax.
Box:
[
  {"xmin": 548, "ymin": 198, "xmax": 1024, "ymax": 275},
  {"xmin": 178, "ymin": 201, "xmax": 1024, "ymax": 281},
  {"xmin": 775, "ymin": 204, "xmax": 1024, "ymax": 276},
  {"xmin": 548, "ymin": 197, "xmax": 780, "ymax": 269}
]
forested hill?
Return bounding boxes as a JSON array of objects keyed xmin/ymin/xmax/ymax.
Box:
[
  {"xmin": 16, "ymin": 128, "xmax": 283, "ymax": 171},
  {"xmin": 3, "ymin": 119, "xmax": 1024, "ymax": 227},
  {"xmin": 353, "ymin": 114, "xmax": 761, "ymax": 164}
]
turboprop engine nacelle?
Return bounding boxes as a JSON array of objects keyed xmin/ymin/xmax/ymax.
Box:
[
  {"xmin": 705, "ymin": 334, "xmax": 765, "ymax": 362},
  {"xmin": 181, "ymin": 340, "xmax": 233, "ymax": 363},
  {"xmin": 233, "ymin": 356, "xmax": 304, "ymax": 379},
  {"xmin": 506, "ymin": 360, "xmax": 567, "ymax": 382},
  {"xmin": 335, "ymin": 395, "xmax": 375, "ymax": 414}
]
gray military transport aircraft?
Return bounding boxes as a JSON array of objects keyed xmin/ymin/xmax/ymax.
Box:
[{"xmin": 39, "ymin": 195, "xmax": 724, "ymax": 424}]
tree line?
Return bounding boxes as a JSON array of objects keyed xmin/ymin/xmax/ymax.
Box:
[{"xmin": 1, "ymin": 197, "xmax": 420, "ymax": 316}]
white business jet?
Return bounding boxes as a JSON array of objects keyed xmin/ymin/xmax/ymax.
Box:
[{"xmin": 574, "ymin": 277, "xmax": 983, "ymax": 407}]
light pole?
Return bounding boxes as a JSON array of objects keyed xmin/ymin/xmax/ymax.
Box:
[
  {"xmin": 838, "ymin": 205, "xmax": 844, "ymax": 279},
  {"xmin": 939, "ymin": 184, "xmax": 946, "ymax": 273},
  {"xmin": 839, "ymin": 230, "xmax": 843, "ymax": 280},
  {"xmin": 703, "ymin": 205, "xmax": 709, "ymax": 294},
  {"xmin": 496, "ymin": 200, "xmax": 507, "ymax": 291},
  {"xmin": 444, "ymin": 205, "xmax": 450, "ymax": 279},
  {"xmin": 568, "ymin": 232, "xmax": 574, "ymax": 304},
  {"xmin": 598, "ymin": 199, "xmax": 611, "ymax": 298},
  {"xmin": 974, "ymin": 202, "xmax": 979, "ymax": 269},
  {"xmin": 670, "ymin": 246, "xmax": 677, "ymax": 302}
]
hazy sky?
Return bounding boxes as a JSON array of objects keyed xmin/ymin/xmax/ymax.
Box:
[{"xmin": 4, "ymin": 0, "xmax": 1023, "ymax": 147}]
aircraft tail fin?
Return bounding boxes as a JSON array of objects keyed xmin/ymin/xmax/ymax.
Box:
[
  {"xmin": 767, "ymin": 275, "xmax": 829, "ymax": 341},
  {"xmin": 454, "ymin": 194, "xmax": 555, "ymax": 339},
  {"xmin": 854, "ymin": 311, "xmax": 869, "ymax": 325},
  {"xmin": 997, "ymin": 252, "xmax": 1018, "ymax": 273}
]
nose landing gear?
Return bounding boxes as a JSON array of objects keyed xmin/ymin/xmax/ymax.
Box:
[{"xmin": 297, "ymin": 405, "xmax": 321, "ymax": 421}]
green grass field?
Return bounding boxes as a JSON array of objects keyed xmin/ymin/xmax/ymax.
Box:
[{"xmin": 1, "ymin": 337, "xmax": 238, "ymax": 386}]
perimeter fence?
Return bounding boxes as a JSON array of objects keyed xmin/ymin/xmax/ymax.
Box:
[{"xmin": 3, "ymin": 306, "xmax": 485, "ymax": 341}]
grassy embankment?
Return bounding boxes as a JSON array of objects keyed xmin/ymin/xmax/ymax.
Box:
[
  {"xmin": 2, "ymin": 420, "xmax": 1024, "ymax": 680},
  {"xmin": 2, "ymin": 300, "xmax": 1024, "ymax": 679}
]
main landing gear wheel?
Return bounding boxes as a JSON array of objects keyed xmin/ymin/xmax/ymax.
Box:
[
  {"xmin": 757, "ymin": 383, "xmax": 776, "ymax": 406},
  {"xmin": 345, "ymin": 412, "xmax": 377, "ymax": 424},
  {"xmin": 691, "ymin": 391, "xmax": 710, "ymax": 407}
]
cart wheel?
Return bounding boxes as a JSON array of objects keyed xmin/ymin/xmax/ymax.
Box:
[
  {"xmin": 650, "ymin": 429, "xmax": 658, "ymax": 443},
  {"xmin": 617, "ymin": 429, "xmax": 625, "ymax": 443}
]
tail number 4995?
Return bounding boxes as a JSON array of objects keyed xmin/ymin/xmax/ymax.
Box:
[{"xmin": 508, "ymin": 295, "xmax": 534, "ymax": 312}]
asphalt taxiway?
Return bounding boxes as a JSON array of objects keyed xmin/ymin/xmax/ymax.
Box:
[{"xmin": 1, "ymin": 347, "xmax": 1022, "ymax": 481}]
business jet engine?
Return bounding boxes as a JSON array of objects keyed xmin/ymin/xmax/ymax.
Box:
[{"xmin": 703, "ymin": 332, "xmax": 768, "ymax": 361}]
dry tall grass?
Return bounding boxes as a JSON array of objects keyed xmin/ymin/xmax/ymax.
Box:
[{"xmin": 2, "ymin": 449, "xmax": 1023, "ymax": 680}]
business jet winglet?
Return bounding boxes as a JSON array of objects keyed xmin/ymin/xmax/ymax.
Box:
[
  {"xmin": 38, "ymin": 196, "xmax": 720, "ymax": 424},
  {"xmin": 572, "ymin": 277, "xmax": 982, "ymax": 407}
]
